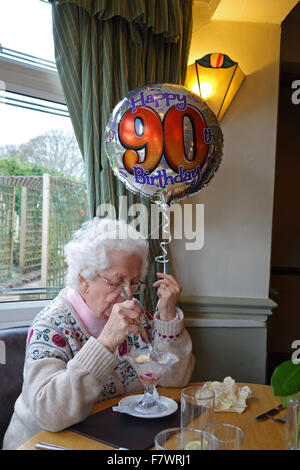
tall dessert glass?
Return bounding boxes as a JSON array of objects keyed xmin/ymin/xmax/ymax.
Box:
[{"xmin": 124, "ymin": 347, "xmax": 179, "ymax": 415}]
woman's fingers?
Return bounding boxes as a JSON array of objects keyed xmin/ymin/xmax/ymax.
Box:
[
  {"xmin": 114, "ymin": 299, "xmax": 142, "ymax": 318},
  {"xmin": 157, "ymin": 285, "xmax": 177, "ymax": 298},
  {"xmin": 153, "ymin": 273, "xmax": 182, "ymax": 293},
  {"xmin": 152, "ymin": 273, "xmax": 182, "ymax": 322},
  {"xmin": 153, "ymin": 276, "xmax": 182, "ymax": 300},
  {"xmin": 98, "ymin": 299, "xmax": 143, "ymax": 352},
  {"xmin": 154, "ymin": 279, "xmax": 179, "ymax": 291},
  {"xmin": 120, "ymin": 300, "xmax": 143, "ymax": 320},
  {"xmin": 116, "ymin": 300, "xmax": 142, "ymax": 335},
  {"xmin": 119, "ymin": 314, "xmax": 138, "ymax": 332}
]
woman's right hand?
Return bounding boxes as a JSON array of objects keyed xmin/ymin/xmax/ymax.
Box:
[{"xmin": 98, "ymin": 299, "xmax": 143, "ymax": 353}]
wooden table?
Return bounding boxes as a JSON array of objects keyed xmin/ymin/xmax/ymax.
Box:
[{"xmin": 17, "ymin": 383, "xmax": 285, "ymax": 450}]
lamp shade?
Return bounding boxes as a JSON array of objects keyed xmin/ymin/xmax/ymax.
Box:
[{"xmin": 185, "ymin": 53, "xmax": 245, "ymax": 121}]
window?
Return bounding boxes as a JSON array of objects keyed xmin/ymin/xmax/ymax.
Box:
[
  {"xmin": 0, "ymin": 0, "xmax": 55, "ymax": 64},
  {"xmin": 0, "ymin": 1, "xmax": 88, "ymax": 314}
]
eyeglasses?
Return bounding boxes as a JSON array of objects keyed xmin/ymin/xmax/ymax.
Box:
[{"xmin": 97, "ymin": 275, "xmax": 145, "ymax": 294}]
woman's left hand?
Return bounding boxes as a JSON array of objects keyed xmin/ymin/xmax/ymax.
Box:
[{"xmin": 152, "ymin": 273, "xmax": 182, "ymax": 322}]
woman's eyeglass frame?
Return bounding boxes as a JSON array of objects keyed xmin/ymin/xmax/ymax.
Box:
[{"xmin": 97, "ymin": 274, "xmax": 145, "ymax": 293}]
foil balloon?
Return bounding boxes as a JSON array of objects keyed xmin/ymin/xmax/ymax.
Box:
[{"xmin": 104, "ymin": 83, "xmax": 223, "ymax": 206}]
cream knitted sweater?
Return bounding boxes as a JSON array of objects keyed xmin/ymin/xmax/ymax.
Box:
[{"xmin": 3, "ymin": 292, "xmax": 194, "ymax": 450}]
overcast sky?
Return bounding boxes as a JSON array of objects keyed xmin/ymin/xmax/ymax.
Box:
[{"xmin": 0, "ymin": 0, "xmax": 73, "ymax": 146}]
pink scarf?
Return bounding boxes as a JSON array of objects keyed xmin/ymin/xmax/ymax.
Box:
[{"xmin": 64, "ymin": 288, "xmax": 107, "ymax": 338}]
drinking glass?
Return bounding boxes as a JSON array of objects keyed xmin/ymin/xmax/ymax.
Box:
[
  {"xmin": 286, "ymin": 392, "xmax": 300, "ymax": 450},
  {"xmin": 203, "ymin": 423, "xmax": 244, "ymax": 449},
  {"xmin": 154, "ymin": 427, "xmax": 220, "ymax": 450},
  {"xmin": 123, "ymin": 347, "xmax": 179, "ymax": 414},
  {"xmin": 181, "ymin": 386, "xmax": 215, "ymax": 430}
]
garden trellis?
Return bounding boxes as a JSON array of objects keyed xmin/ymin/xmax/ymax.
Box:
[
  {"xmin": 0, "ymin": 174, "xmax": 88, "ymax": 288},
  {"xmin": 0, "ymin": 183, "xmax": 15, "ymax": 277}
]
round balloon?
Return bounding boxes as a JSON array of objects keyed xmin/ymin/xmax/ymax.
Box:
[{"xmin": 104, "ymin": 83, "xmax": 223, "ymax": 206}]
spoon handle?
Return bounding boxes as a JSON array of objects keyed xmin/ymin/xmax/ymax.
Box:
[
  {"xmin": 120, "ymin": 285, "xmax": 150, "ymax": 345},
  {"xmin": 140, "ymin": 320, "xmax": 151, "ymax": 345}
]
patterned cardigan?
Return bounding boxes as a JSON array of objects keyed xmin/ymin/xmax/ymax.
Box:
[{"xmin": 3, "ymin": 291, "xmax": 194, "ymax": 450}]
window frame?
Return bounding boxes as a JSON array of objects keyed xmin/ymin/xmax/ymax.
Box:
[
  {"xmin": 0, "ymin": 54, "xmax": 68, "ymax": 327},
  {"xmin": 0, "ymin": 56, "xmax": 65, "ymax": 104}
]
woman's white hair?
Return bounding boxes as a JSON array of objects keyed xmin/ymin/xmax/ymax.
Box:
[{"xmin": 64, "ymin": 218, "xmax": 149, "ymax": 290}]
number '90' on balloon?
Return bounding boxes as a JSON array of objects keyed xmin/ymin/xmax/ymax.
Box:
[{"xmin": 104, "ymin": 83, "xmax": 223, "ymax": 206}]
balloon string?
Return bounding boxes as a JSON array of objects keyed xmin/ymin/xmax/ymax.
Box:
[{"xmin": 155, "ymin": 206, "xmax": 171, "ymax": 275}]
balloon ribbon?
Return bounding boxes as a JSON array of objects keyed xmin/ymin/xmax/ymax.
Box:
[{"xmin": 155, "ymin": 205, "xmax": 171, "ymax": 274}]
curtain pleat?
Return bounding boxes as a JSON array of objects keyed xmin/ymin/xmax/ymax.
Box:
[
  {"xmin": 50, "ymin": 0, "xmax": 193, "ymax": 313},
  {"xmin": 50, "ymin": 0, "xmax": 187, "ymax": 40}
]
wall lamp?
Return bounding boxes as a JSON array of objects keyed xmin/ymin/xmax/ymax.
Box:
[{"xmin": 185, "ymin": 53, "xmax": 245, "ymax": 121}]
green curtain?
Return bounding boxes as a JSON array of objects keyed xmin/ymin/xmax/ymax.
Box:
[{"xmin": 50, "ymin": 0, "xmax": 193, "ymax": 313}]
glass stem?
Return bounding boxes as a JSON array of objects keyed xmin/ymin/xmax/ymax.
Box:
[{"xmin": 144, "ymin": 384, "xmax": 155, "ymax": 402}]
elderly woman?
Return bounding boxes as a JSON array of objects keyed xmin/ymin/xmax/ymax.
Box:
[{"xmin": 3, "ymin": 218, "xmax": 194, "ymax": 450}]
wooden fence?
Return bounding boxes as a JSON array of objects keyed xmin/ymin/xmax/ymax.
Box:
[
  {"xmin": 0, "ymin": 184, "xmax": 15, "ymax": 277},
  {"xmin": 0, "ymin": 175, "xmax": 88, "ymax": 287}
]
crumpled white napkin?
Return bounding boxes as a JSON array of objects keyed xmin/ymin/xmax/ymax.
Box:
[
  {"xmin": 202, "ymin": 377, "xmax": 252, "ymax": 414},
  {"xmin": 112, "ymin": 405, "xmax": 137, "ymax": 415}
]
